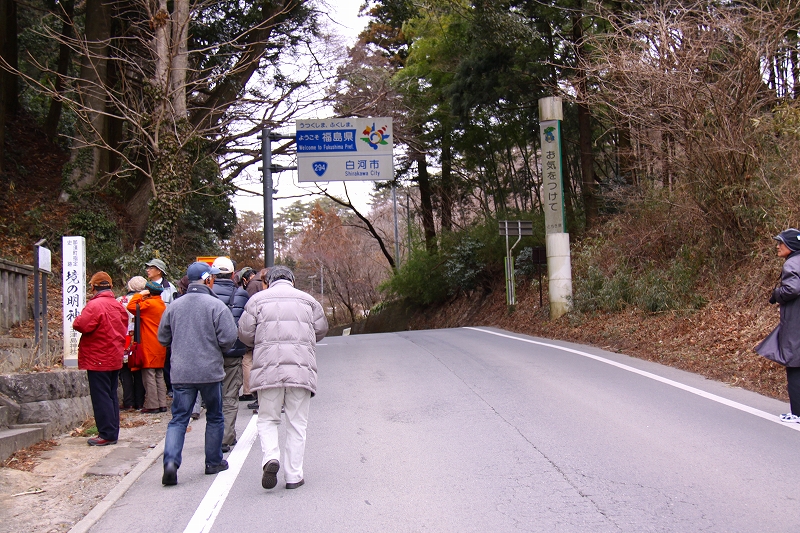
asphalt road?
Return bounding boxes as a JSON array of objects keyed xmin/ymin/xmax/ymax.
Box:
[{"xmin": 81, "ymin": 327, "xmax": 800, "ymax": 533}]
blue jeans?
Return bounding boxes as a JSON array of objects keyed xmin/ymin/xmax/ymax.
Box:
[{"xmin": 164, "ymin": 382, "xmax": 224, "ymax": 469}]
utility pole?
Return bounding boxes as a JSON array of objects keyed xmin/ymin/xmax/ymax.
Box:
[{"xmin": 259, "ymin": 127, "xmax": 296, "ymax": 268}]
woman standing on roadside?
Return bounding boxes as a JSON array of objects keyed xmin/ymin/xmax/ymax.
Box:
[
  {"xmin": 756, "ymin": 228, "xmax": 800, "ymax": 422},
  {"xmin": 118, "ymin": 276, "xmax": 147, "ymax": 410},
  {"xmin": 127, "ymin": 281, "xmax": 168, "ymax": 413}
]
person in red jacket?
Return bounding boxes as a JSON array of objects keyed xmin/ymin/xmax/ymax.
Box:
[
  {"xmin": 72, "ymin": 272, "xmax": 128, "ymax": 446},
  {"xmin": 126, "ymin": 281, "xmax": 168, "ymax": 413}
]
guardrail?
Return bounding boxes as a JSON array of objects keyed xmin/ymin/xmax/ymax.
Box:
[{"xmin": 0, "ymin": 259, "xmax": 32, "ymax": 333}]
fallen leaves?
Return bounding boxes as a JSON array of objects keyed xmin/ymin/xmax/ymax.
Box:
[{"xmin": 1, "ymin": 440, "xmax": 59, "ymax": 472}]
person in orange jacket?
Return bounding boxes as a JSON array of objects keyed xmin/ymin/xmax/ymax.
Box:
[{"xmin": 127, "ymin": 281, "xmax": 168, "ymax": 413}]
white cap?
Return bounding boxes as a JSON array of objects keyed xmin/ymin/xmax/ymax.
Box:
[{"xmin": 212, "ymin": 256, "xmax": 235, "ymax": 274}]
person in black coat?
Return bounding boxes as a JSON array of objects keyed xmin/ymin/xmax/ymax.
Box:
[{"xmin": 211, "ymin": 256, "xmax": 250, "ymax": 452}]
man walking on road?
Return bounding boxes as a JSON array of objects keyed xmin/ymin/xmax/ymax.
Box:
[
  {"xmin": 157, "ymin": 262, "xmax": 239, "ymax": 485},
  {"xmin": 210, "ymin": 256, "xmax": 250, "ymax": 453},
  {"xmin": 238, "ymin": 265, "xmax": 328, "ymax": 490}
]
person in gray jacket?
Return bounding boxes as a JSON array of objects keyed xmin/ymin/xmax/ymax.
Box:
[
  {"xmin": 756, "ymin": 228, "xmax": 800, "ymax": 422},
  {"xmin": 157, "ymin": 262, "xmax": 239, "ymax": 485},
  {"xmin": 238, "ymin": 265, "xmax": 328, "ymax": 490}
]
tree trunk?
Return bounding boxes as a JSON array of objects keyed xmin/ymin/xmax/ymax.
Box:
[
  {"xmin": 44, "ymin": 0, "xmax": 75, "ymax": 142},
  {"xmin": 0, "ymin": 0, "xmax": 6, "ymax": 174},
  {"xmin": 617, "ymin": 121, "xmax": 636, "ymax": 186},
  {"xmin": 2, "ymin": 0, "xmax": 18, "ymax": 117},
  {"xmin": 67, "ymin": 0, "xmax": 110, "ymax": 189},
  {"xmin": 170, "ymin": 0, "xmax": 189, "ymax": 118},
  {"xmin": 573, "ymin": 2, "xmax": 598, "ymax": 229},
  {"xmin": 440, "ymin": 130, "xmax": 454, "ymax": 231},
  {"xmin": 413, "ymin": 148, "xmax": 437, "ymax": 252}
]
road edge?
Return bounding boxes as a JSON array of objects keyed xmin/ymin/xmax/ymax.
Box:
[{"xmin": 67, "ymin": 438, "xmax": 166, "ymax": 533}]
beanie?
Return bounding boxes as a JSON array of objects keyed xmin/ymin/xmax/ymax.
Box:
[{"xmin": 127, "ymin": 276, "xmax": 147, "ymax": 292}]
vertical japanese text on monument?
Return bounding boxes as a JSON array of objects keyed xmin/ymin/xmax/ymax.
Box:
[
  {"xmin": 539, "ymin": 120, "xmax": 565, "ymax": 234},
  {"xmin": 62, "ymin": 237, "xmax": 86, "ymax": 365}
]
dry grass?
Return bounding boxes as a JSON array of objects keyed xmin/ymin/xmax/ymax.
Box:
[{"xmin": 409, "ymin": 256, "xmax": 789, "ymax": 402}]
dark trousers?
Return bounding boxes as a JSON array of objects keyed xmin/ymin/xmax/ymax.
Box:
[
  {"xmin": 788, "ymin": 367, "xmax": 800, "ymax": 415},
  {"xmin": 120, "ymin": 364, "xmax": 145, "ymax": 409},
  {"xmin": 163, "ymin": 347, "xmax": 172, "ymax": 393},
  {"xmin": 87, "ymin": 369, "xmax": 121, "ymax": 441}
]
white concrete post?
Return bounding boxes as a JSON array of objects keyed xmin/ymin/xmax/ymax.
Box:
[
  {"xmin": 539, "ymin": 96, "xmax": 572, "ymax": 319},
  {"xmin": 546, "ymin": 232, "xmax": 572, "ymax": 319}
]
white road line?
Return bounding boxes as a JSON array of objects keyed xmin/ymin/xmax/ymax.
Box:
[
  {"xmin": 466, "ymin": 327, "xmax": 800, "ymax": 432},
  {"xmin": 183, "ymin": 414, "xmax": 259, "ymax": 533}
]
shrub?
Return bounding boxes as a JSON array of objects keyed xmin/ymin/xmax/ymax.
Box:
[
  {"xmin": 380, "ymin": 248, "xmax": 449, "ymax": 306},
  {"xmin": 572, "ymin": 255, "xmax": 705, "ymax": 314}
]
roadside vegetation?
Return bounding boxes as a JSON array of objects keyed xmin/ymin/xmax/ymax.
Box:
[{"xmin": 0, "ymin": 2, "xmax": 796, "ymax": 400}]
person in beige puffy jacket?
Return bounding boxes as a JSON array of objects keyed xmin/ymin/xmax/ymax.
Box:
[{"xmin": 238, "ymin": 265, "xmax": 328, "ymax": 491}]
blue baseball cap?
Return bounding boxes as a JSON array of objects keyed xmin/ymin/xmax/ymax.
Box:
[{"xmin": 186, "ymin": 262, "xmax": 221, "ymax": 282}]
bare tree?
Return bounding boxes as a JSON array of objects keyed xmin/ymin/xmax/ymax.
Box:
[
  {"xmin": 4, "ymin": 0, "xmax": 329, "ymax": 260},
  {"xmin": 580, "ymin": 1, "xmax": 800, "ymax": 248}
]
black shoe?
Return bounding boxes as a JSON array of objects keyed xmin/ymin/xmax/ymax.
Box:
[
  {"xmin": 239, "ymin": 394, "xmax": 255, "ymax": 401},
  {"xmin": 190, "ymin": 412, "xmax": 200, "ymax": 420},
  {"xmin": 205, "ymin": 460, "xmax": 229, "ymax": 475},
  {"xmin": 221, "ymin": 444, "xmax": 231, "ymax": 453},
  {"xmin": 247, "ymin": 400, "xmax": 259, "ymax": 410},
  {"xmin": 162, "ymin": 462, "xmax": 178, "ymax": 485},
  {"xmin": 158, "ymin": 407, "xmax": 168, "ymax": 412},
  {"xmin": 261, "ymin": 459, "xmax": 279, "ymax": 489},
  {"xmin": 285, "ymin": 479, "xmax": 304, "ymax": 489}
]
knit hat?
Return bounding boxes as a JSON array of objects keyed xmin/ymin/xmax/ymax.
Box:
[
  {"xmin": 127, "ymin": 276, "xmax": 147, "ymax": 292},
  {"xmin": 145, "ymin": 280, "xmax": 164, "ymax": 294},
  {"xmin": 89, "ymin": 271, "xmax": 113, "ymax": 289},
  {"xmin": 774, "ymin": 228, "xmax": 800, "ymax": 252},
  {"xmin": 266, "ymin": 265, "xmax": 295, "ymax": 286}
]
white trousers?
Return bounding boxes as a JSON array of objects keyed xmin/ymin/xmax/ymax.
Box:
[{"xmin": 256, "ymin": 387, "xmax": 311, "ymax": 484}]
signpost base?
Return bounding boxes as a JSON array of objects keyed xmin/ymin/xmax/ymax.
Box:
[{"xmin": 546, "ymin": 232, "xmax": 572, "ymax": 320}]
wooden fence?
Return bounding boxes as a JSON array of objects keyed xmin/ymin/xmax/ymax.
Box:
[{"xmin": 0, "ymin": 259, "xmax": 32, "ymax": 332}]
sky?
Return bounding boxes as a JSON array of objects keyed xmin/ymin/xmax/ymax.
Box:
[{"xmin": 232, "ymin": 2, "xmax": 376, "ymax": 218}]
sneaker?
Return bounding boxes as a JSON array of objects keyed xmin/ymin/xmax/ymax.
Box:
[
  {"xmin": 162, "ymin": 461, "xmax": 178, "ymax": 485},
  {"xmin": 87, "ymin": 437, "xmax": 117, "ymax": 446},
  {"xmin": 779, "ymin": 413, "xmax": 800, "ymax": 423},
  {"xmin": 261, "ymin": 459, "xmax": 280, "ymax": 489},
  {"xmin": 205, "ymin": 460, "xmax": 229, "ymax": 475},
  {"xmin": 190, "ymin": 412, "xmax": 200, "ymax": 420}
]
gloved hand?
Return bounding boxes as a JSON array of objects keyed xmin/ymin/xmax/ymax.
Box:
[{"xmin": 769, "ymin": 294, "xmax": 777, "ymax": 304}]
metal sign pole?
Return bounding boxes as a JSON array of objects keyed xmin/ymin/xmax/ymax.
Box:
[
  {"xmin": 261, "ymin": 128, "xmax": 274, "ymax": 268},
  {"xmin": 33, "ymin": 244, "xmax": 40, "ymax": 348},
  {"xmin": 392, "ymin": 182, "xmax": 400, "ymax": 269}
]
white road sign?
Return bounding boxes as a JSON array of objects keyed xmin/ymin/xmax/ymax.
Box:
[{"xmin": 296, "ymin": 117, "xmax": 393, "ymax": 182}]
